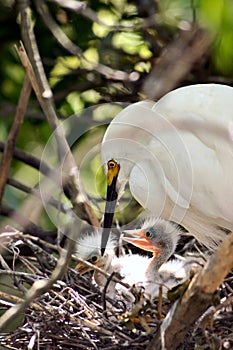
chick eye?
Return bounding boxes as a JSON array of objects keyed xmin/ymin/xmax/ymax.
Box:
[
  {"xmin": 145, "ymin": 231, "xmax": 153, "ymax": 238},
  {"xmin": 91, "ymin": 255, "xmax": 98, "ymax": 263}
]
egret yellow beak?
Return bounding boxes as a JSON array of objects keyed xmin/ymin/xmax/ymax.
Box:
[
  {"xmin": 122, "ymin": 229, "xmax": 160, "ymax": 256},
  {"xmin": 101, "ymin": 159, "xmax": 120, "ymax": 256}
]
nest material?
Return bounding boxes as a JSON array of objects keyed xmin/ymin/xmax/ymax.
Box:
[{"xmin": 0, "ymin": 231, "xmax": 232, "ymax": 349}]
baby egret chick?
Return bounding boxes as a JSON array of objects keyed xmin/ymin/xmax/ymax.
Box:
[
  {"xmin": 75, "ymin": 229, "xmax": 150, "ymax": 303},
  {"xmin": 75, "ymin": 221, "xmax": 192, "ymax": 303},
  {"xmin": 75, "ymin": 229, "xmax": 118, "ymax": 293},
  {"xmin": 122, "ymin": 218, "xmax": 191, "ymax": 298},
  {"xmin": 74, "ymin": 228, "xmax": 157, "ymax": 304}
]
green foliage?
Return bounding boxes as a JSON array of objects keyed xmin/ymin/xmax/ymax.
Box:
[
  {"xmin": 199, "ymin": 0, "xmax": 233, "ymax": 74},
  {"xmin": 159, "ymin": 0, "xmax": 233, "ymax": 74}
]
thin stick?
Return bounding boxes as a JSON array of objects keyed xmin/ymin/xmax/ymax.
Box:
[
  {"xmin": 0, "ymin": 204, "xmax": 57, "ymax": 241},
  {"xmin": 0, "ymin": 238, "xmax": 74, "ymax": 331},
  {"xmin": 142, "ymin": 25, "xmax": 211, "ymax": 100},
  {"xmin": 35, "ymin": 0, "xmax": 134, "ymax": 81},
  {"xmin": 7, "ymin": 177, "xmax": 68, "ymax": 214},
  {"xmin": 0, "ymin": 75, "xmax": 31, "ymax": 203},
  {"xmin": 17, "ymin": 0, "xmax": 100, "ymax": 227},
  {"xmin": 0, "ymin": 141, "xmax": 52, "ymax": 175}
]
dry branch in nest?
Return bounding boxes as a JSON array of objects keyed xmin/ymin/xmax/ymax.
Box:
[{"xmin": 0, "ymin": 230, "xmax": 232, "ymax": 350}]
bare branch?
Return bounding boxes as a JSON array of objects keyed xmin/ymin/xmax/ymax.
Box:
[
  {"xmin": 0, "ymin": 290, "xmax": 44, "ymax": 311},
  {"xmin": 17, "ymin": 0, "xmax": 100, "ymax": 227},
  {"xmin": 0, "ymin": 204, "xmax": 56, "ymax": 242},
  {"xmin": 48, "ymin": 0, "xmax": 87, "ymax": 12},
  {"xmin": 0, "ymin": 141, "xmax": 52, "ymax": 175},
  {"xmin": 0, "ymin": 75, "xmax": 31, "ymax": 203},
  {"xmin": 7, "ymin": 177, "xmax": 68, "ymax": 214},
  {"xmin": 142, "ymin": 26, "xmax": 212, "ymax": 100},
  {"xmin": 35, "ymin": 0, "xmax": 137, "ymax": 82},
  {"xmin": 35, "ymin": 0, "xmax": 82, "ymax": 56},
  {"xmin": 73, "ymin": 256, "xmax": 130, "ymax": 289},
  {"xmin": 0, "ymin": 234, "xmax": 74, "ymax": 332},
  {"xmin": 48, "ymin": 0, "xmax": 143, "ymax": 31},
  {"xmin": 147, "ymin": 232, "xmax": 233, "ymax": 350}
]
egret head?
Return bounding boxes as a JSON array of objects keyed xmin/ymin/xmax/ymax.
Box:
[
  {"xmin": 122, "ymin": 217, "xmax": 180, "ymax": 261},
  {"xmin": 101, "ymin": 145, "xmax": 141, "ymax": 199},
  {"xmin": 75, "ymin": 228, "xmax": 118, "ymax": 274}
]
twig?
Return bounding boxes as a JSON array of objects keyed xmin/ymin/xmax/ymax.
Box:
[
  {"xmin": 0, "ymin": 144, "xmax": 75, "ymax": 216},
  {"xmin": 0, "ymin": 141, "xmax": 52, "ymax": 175},
  {"xmin": 102, "ymin": 271, "xmax": 117, "ymax": 311},
  {"xmin": 147, "ymin": 232, "xmax": 233, "ymax": 350},
  {"xmin": 0, "ymin": 269, "xmax": 42, "ymax": 280},
  {"xmin": 0, "ymin": 75, "xmax": 31, "ymax": 203},
  {"xmin": 73, "ymin": 255, "xmax": 130, "ymax": 289},
  {"xmin": 35, "ymin": 0, "xmax": 82, "ymax": 56},
  {"xmin": 0, "ymin": 232, "xmax": 74, "ymax": 331},
  {"xmin": 0, "ymin": 291, "xmax": 44, "ymax": 311},
  {"xmin": 35, "ymin": 0, "xmax": 136, "ymax": 82},
  {"xmin": 142, "ymin": 25, "xmax": 211, "ymax": 100},
  {"xmin": 47, "ymin": 0, "xmax": 138, "ymax": 30},
  {"xmin": 0, "ymin": 204, "xmax": 57, "ymax": 242},
  {"xmin": 7, "ymin": 177, "xmax": 68, "ymax": 214},
  {"xmin": 0, "ymin": 253, "xmax": 28, "ymax": 295},
  {"xmin": 17, "ymin": 0, "xmax": 100, "ymax": 227}
]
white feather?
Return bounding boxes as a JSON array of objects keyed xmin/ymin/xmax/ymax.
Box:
[
  {"xmin": 102, "ymin": 84, "xmax": 233, "ymax": 249},
  {"xmin": 74, "ymin": 228, "xmax": 117, "ymax": 260}
]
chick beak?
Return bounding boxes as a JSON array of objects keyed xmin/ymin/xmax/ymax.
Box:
[
  {"xmin": 75, "ymin": 262, "xmax": 93, "ymax": 275},
  {"xmin": 101, "ymin": 159, "xmax": 120, "ymax": 256},
  {"xmin": 122, "ymin": 229, "xmax": 160, "ymax": 256}
]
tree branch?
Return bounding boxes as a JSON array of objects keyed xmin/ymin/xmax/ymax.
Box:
[
  {"xmin": 0, "ymin": 75, "xmax": 31, "ymax": 203},
  {"xmin": 142, "ymin": 25, "xmax": 211, "ymax": 100},
  {"xmin": 0, "ymin": 141, "xmax": 52, "ymax": 175},
  {"xmin": 147, "ymin": 232, "xmax": 233, "ymax": 350},
  {"xmin": 17, "ymin": 0, "xmax": 99, "ymax": 227},
  {"xmin": 0, "ymin": 233, "xmax": 75, "ymax": 332},
  {"xmin": 6, "ymin": 177, "xmax": 68, "ymax": 214},
  {"xmin": 0, "ymin": 204, "xmax": 57, "ymax": 243},
  {"xmin": 35, "ymin": 0, "xmax": 136, "ymax": 82}
]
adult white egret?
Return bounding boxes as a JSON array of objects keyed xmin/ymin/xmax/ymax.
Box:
[{"xmin": 101, "ymin": 84, "xmax": 233, "ymax": 254}]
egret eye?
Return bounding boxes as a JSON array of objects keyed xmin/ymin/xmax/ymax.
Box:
[
  {"xmin": 107, "ymin": 159, "xmax": 119, "ymax": 170},
  {"xmin": 91, "ymin": 255, "xmax": 98, "ymax": 263},
  {"xmin": 145, "ymin": 231, "xmax": 153, "ymax": 238},
  {"xmin": 108, "ymin": 160, "xmax": 116, "ymax": 168}
]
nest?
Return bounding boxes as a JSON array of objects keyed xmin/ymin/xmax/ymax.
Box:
[{"xmin": 0, "ymin": 231, "xmax": 232, "ymax": 349}]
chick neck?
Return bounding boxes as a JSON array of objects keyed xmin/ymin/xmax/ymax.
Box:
[{"xmin": 145, "ymin": 240, "xmax": 175, "ymax": 281}]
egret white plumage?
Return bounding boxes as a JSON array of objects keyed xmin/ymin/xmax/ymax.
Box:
[
  {"xmin": 75, "ymin": 228, "xmax": 147, "ymax": 301},
  {"xmin": 75, "ymin": 220, "xmax": 191, "ymax": 301},
  {"xmin": 75, "ymin": 229, "xmax": 118, "ymax": 293},
  {"xmin": 101, "ymin": 84, "xmax": 233, "ymax": 253},
  {"xmin": 122, "ymin": 217, "xmax": 191, "ymax": 298}
]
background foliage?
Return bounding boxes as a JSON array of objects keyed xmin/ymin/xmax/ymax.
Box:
[{"xmin": 0, "ymin": 1, "xmax": 233, "ymax": 348}]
